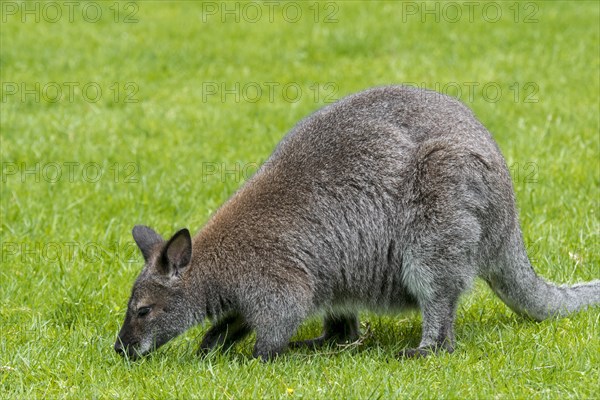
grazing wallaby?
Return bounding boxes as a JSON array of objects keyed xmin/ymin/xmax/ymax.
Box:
[{"xmin": 115, "ymin": 85, "xmax": 600, "ymax": 361}]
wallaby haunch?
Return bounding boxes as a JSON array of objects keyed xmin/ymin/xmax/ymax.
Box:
[{"xmin": 115, "ymin": 86, "xmax": 600, "ymax": 361}]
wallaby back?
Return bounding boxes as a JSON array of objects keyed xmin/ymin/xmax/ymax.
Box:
[{"xmin": 115, "ymin": 86, "xmax": 599, "ymax": 361}]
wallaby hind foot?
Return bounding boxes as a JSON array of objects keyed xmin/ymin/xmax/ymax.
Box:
[
  {"xmin": 398, "ymin": 341, "xmax": 455, "ymax": 359},
  {"xmin": 396, "ymin": 287, "xmax": 460, "ymax": 358},
  {"xmin": 252, "ymin": 325, "xmax": 297, "ymax": 362}
]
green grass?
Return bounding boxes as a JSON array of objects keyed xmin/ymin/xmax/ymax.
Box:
[{"xmin": 1, "ymin": 1, "xmax": 599, "ymax": 398}]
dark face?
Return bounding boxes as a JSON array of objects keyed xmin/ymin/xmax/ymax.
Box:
[
  {"xmin": 114, "ymin": 226, "xmax": 203, "ymax": 358},
  {"xmin": 114, "ymin": 275, "xmax": 191, "ymax": 358}
]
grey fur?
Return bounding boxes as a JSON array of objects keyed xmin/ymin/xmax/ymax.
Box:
[{"xmin": 115, "ymin": 85, "xmax": 600, "ymax": 361}]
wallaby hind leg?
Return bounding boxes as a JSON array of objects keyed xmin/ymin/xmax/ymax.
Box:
[
  {"xmin": 198, "ymin": 313, "xmax": 251, "ymax": 355},
  {"xmin": 399, "ymin": 294, "xmax": 459, "ymax": 358},
  {"xmin": 252, "ymin": 316, "xmax": 304, "ymax": 362},
  {"xmin": 290, "ymin": 313, "xmax": 360, "ymax": 349},
  {"xmin": 397, "ymin": 255, "xmax": 470, "ymax": 358},
  {"xmin": 251, "ymin": 294, "xmax": 311, "ymax": 361}
]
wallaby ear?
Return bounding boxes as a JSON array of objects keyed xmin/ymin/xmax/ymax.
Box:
[
  {"xmin": 132, "ymin": 225, "xmax": 164, "ymax": 262},
  {"xmin": 161, "ymin": 228, "xmax": 192, "ymax": 276}
]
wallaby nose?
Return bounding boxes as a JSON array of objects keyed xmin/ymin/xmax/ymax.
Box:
[{"xmin": 114, "ymin": 340, "xmax": 125, "ymax": 356}]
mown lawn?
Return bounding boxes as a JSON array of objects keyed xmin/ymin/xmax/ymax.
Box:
[{"xmin": 1, "ymin": 1, "xmax": 598, "ymax": 399}]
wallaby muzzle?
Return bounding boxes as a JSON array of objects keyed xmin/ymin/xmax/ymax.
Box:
[{"xmin": 114, "ymin": 337, "xmax": 140, "ymax": 359}]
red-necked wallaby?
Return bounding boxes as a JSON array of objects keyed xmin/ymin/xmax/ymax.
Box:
[{"xmin": 115, "ymin": 86, "xmax": 600, "ymax": 361}]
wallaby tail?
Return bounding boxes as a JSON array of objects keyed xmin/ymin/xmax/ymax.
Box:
[{"xmin": 486, "ymin": 229, "xmax": 600, "ymax": 321}]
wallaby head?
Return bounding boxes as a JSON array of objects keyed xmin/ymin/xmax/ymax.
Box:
[{"xmin": 114, "ymin": 225, "xmax": 201, "ymax": 358}]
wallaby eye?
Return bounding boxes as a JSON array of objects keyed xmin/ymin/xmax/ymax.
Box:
[{"xmin": 137, "ymin": 306, "xmax": 152, "ymax": 318}]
